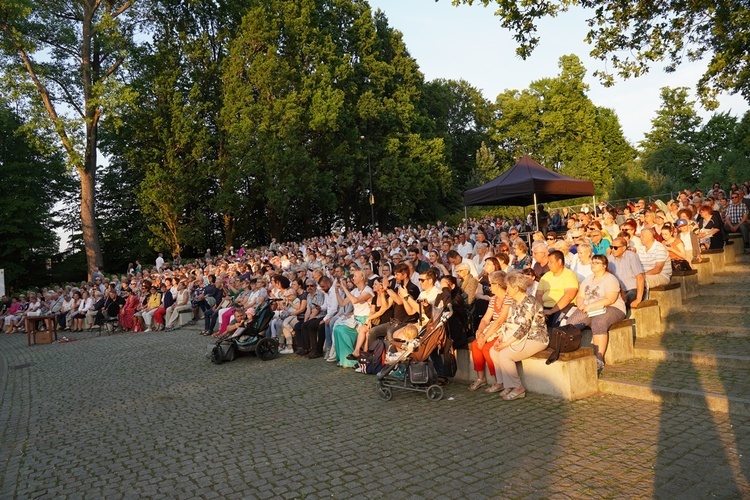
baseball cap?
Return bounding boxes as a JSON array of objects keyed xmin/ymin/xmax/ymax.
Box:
[{"xmin": 675, "ymin": 218, "xmax": 688, "ymax": 228}]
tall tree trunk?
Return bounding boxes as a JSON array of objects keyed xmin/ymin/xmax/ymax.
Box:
[
  {"xmin": 223, "ymin": 213, "xmax": 235, "ymax": 253},
  {"xmin": 79, "ymin": 165, "xmax": 103, "ymax": 280}
]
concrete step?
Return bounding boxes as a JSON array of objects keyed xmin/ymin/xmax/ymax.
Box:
[
  {"xmin": 598, "ymin": 358, "xmax": 750, "ymax": 416},
  {"xmin": 712, "ymin": 271, "xmax": 750, "ymax": 284},
  {"xmin": 681, "ymin": 296, "xmax": 750, "ymax": 314},
  {"xmin": 635, "ymin": 333, "xmax": 750, "ymax": 361},
  {"xmin": 697, "ymin": 284, "xmax": 750, "ymax": 297},
  {"xmin": 662, "ymin": 311, "xmax": 750, "ymax": 335}
]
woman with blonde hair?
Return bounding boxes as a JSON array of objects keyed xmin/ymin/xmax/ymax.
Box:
[
  {"xmin": 468, "ymin": 271, "xmax": 512, "ymax": 392},
  {"xmin": 489, "ymin": 272, "xmax": 549, "ymax": 400}
]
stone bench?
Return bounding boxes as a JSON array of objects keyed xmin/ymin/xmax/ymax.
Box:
[
  {"xmin": 581, "ymin": 318, "xmax": 635, "ymax": 365},
  {"xmin": 702, "ymin": 248, "xmax": 725, "ymax": 274},
  {"xmin": 520, "ymin": 347, "xmax": 599, "ymax": 401},
  {"xmin": 725, "ymin": 233, "xmax": 745, "ymax": 263},
  {"xmin": 670, "ymin": 269, "xmax": 698, "ymax": 300},
  {"xmin": 454, "ymin": 344, "xmax": 600, "ymax": 400},
  {"xmin": 648, "ymin": 282, "xmax": 682, "ymax": 319},
  {"xmin": 630, "ymin": 299, "xmax": 662, "ymax": 338},
  {"xmin": 178, "ymin": 309, "xmax": 196, "ymax": 327},
  {"xmin": 692, "ymin": 257, "xmax": 713, "ymax": 285}
]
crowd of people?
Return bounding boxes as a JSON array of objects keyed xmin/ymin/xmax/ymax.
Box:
[{"xmin": 2, "ymin": 182, "xmax": 749, "ymax": 398}]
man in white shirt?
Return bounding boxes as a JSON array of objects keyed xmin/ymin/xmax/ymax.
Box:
[
  {"xmin": 455, "ymin": 233, "xmax": 474, "ymax": 259},
  {"xmin": 446, "ymin": 250, "xmax": 479, "ymax": 278},
  {"xmin": 155, "ymin": 253, "xmax": 165, "ymax": 272}
]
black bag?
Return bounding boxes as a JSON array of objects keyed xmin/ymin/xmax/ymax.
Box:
[
  {"xmin": 442, "ymin": 336, "xmax": 457, "ymax": 378},
  {"xmin": 546, "ymin": 325, "xmax": 582, "ymax": 365},
  {"xmin": 358, "ymin": 337, "xmax": 386, "ymax": 374},
  {"xmin": 672, "ymin": 258, "xmax": 692, "ymax": 272}
]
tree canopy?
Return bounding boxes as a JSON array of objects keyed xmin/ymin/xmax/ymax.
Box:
[{"xmin": 451, "ymin": 0, "xmax": 750, "ymax": 108}]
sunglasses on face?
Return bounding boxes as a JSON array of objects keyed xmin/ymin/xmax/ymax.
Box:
[{"xmin": 610, "ymin": 245, "xmax": 622, "ymax": 250}]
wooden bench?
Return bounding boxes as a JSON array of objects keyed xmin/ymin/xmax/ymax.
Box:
[
  {"xmin": 671, "ymin": 269, "xmax": 699, "ymax": 300},
  {"xmin": 692, "ymin": 257, "xmax": 713, "ymax": 285},
  {"xmin": 582, "ymin": 319, "xmax": 634, "ymax": 365},
  {"xmin": 648, "ymin": 282, "xmax": 682, "ymax": 319},
  {"xmin": 630, "ymin": 299, "xmax": 662, "ymax": 338},
  {"xmin": 520, "ymin": 347, "xmax": 599, "ymax": 401},
  {"xmin": 702, "ymin": 248, "xmax": 725, "ymax": 274}
]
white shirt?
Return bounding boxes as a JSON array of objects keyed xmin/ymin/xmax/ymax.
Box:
[
  {"xmin": 456, "ymin": 241, "xmax": 474, "ymax": 259},
  {"xmin": 155, "ymin": 256, "xmax": 165, "ymax": 271}
]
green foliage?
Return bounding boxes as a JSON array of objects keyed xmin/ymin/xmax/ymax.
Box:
[
  {"xmin": 221, "ymin": 0, "xmax": 451, "ymax": 239},
  {"xmin": 491, "ymin": 54, "xmax": 633, "ymax": 196},
  {"xmin": 419, "ymin": 78, "xmax": 494, "ymax": 209},
  {"xmin": 0, "ymin": 105, "xmax": 66, "ymax": 289},
  {"xmin": 451, "ymin": 0, "xmax": 750, "ymax": 108}
]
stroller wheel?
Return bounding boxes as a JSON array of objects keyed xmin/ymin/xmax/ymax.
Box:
[
  {"xmin": 210, "ymin": 345, "xmax": 223, "ymax": 365},
  {"xmin": 377, "ymin": 386, "xmax": 393, "ymax": 401},
  {"xmin": 256, "ymin": 337, "xmax": 279, "ymax": 361},
  {"xmin": 426, "ymin": 384, "xmax": 443, "ymax": 402}
]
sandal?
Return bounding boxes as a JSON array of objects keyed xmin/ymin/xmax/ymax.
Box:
[
  {"xmin": 485, "ymin": 383, "xmax": 505, "ymax": 393},
  {"xmin": 437, "ymin": 377, "xmax": 449, "ymax": 386},
  {"xmin": 502, "ymin": 387, "xmax": 526, "ymax": 400},
  {"xmin": 498, "ymin": 387, "xmax": 513, "ymax": 398},
  {"xmin": 468, "ymin": 379, "xmax": 487, "ymax": 391}
]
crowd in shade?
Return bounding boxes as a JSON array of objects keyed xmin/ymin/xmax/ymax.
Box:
[{"xmin": 3, "ymin": 181, "xmax": 749, "ymax": 399}]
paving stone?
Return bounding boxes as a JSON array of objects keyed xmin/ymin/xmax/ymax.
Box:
[{"xmin": 1, "ymin": 327, "xmax": 750, "ymax": 497}]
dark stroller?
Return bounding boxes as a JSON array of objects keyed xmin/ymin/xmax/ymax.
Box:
[
  {"xmin": 208, "ymin": 297, "xmax": 281, "ymax": 364},
  {"xmin": 376, "ymin": 307, "xmax": 452, "ymax": 402}
]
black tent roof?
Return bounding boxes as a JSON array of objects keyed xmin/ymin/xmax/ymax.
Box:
[{"xmin": 463, "ymin": 155, "xmax": 595, "ymax": 207}]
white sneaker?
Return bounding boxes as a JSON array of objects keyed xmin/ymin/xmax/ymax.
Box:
[
  {"xmin": 144, "ymin": 328, "xmax": 152, "ymax": 333},
  {"xmin": 325, "ymin": 356, "xmax": 337, "ymax": 362},
  {"xmin": 354, "ymin": 366, "xmax": 364, "ymax": 373},
  {"xmin": 279, "ymin": 348, "xmax": 294, "ymax": 355}
]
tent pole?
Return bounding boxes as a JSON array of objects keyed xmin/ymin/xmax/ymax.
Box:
[
  {"xmin": 464, "ymin": 206, "xmax": 468, "ymax": 225},
  {"xmin": 533, "ymin": 193, "xmax": 539, "ymax": 233},
  {"xmin": 592, "ymin": 195, "xmax": 597, "ymax": 217}
]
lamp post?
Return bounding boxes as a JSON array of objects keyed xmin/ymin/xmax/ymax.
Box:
[{"xmin": 360, "ymin": 135, "xmax": 375, "ymax": 230}]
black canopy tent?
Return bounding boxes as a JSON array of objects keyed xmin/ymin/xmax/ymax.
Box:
[{"xmin": 463, "ymin": 155, "xmax": 595, "ymax": 229}]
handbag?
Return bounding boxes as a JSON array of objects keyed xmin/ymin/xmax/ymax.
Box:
[{"xmin": 545, "ymin": 325, "xmax": 582, "ymax": 364}]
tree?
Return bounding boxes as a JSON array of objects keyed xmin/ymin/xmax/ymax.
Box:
[
  {"xmin": 419, "ymin": 78, "xmax": 494, "ymax": 208},
  {"xmin": 640, "ymin": 87, "xmax": 701, "ymax": 185},
  {"xmin": 0, "ymin": 0, "xmax": 141, "ymax": 279},
  {"xmin": 0, "ymin": 105, "xmax": 67, "ymax": 288},
  {"xmin": 222, "ymin": 1, "xmax": 451, "ymax": 238},
  {"xmin": 451, "ymin": 0, "xmax": 750, "ymax": 107},
  {"xmin": 491, "ymin": 54, "xmax": 633, "ymax": 195},
  {"xmin": 694, "ymin": 112, "xmax": 739, "ymax": 186}
]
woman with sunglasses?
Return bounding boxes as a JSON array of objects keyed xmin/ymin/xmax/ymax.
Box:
[{"xmin": 565, "ymin": 254, "xmax": 626, "ymax": 375}]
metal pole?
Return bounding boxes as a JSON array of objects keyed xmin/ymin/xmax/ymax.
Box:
[
  {"xmin": 533, "ymin": 193, "xmax": 539, "ymax": 232},
  {"xmin": 369, "ymin": 155, "xmax": 374, "ymax": 230}
]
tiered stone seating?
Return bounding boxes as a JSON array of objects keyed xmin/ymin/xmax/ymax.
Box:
[{"xmin": 453, "ymin": 252, "xmax": 740, "ymax": 404}]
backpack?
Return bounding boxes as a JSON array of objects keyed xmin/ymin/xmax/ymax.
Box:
[{"xmin": 358, "ymin": 337, "xmax": 386, "ymax": 374}]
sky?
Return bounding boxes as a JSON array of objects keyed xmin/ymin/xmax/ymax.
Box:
[{"xmin": 367, "ymin": 0, "xmax": 749, "ymax": 145}]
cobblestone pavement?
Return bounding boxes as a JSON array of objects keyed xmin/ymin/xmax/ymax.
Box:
[{"xmin": 2, "ymin": 328, "xmax": 749, "ymax": 498}]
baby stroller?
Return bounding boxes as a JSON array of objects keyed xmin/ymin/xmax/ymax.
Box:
[
  {"xmin": 208, "ymin": 297, "xmax": 281, "ymax": 364},
  {"xmin": 376, "ymin": 306, "xmax": 452, "ymax": 402}
]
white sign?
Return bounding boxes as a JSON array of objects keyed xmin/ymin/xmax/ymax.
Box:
[{"xmin": 0, "ymin": 269, "xmax": 4, "ymax": 297}]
